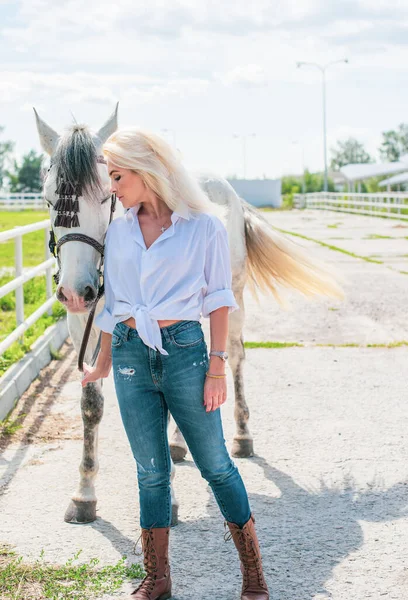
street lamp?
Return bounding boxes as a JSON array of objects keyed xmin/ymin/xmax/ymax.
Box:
[
  {"xmin": 233, "ymin": 133, "xmax": 256, "ymax": 179},
  {"xmin": 161, "ymin": 128, "xmax": 177, "ymax": 148},
  {"xmin": 296, "ymin": 59, "xmax": 348, "ymax": 192}
]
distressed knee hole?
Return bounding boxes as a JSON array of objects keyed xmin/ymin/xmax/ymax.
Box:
[{"xmin": 117, "ymin": 366, "xmax": 136, "ymax": 380}]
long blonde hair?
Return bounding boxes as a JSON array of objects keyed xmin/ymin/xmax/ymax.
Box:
[{"xmin": 103, "ymin": 128, "xmax": 215, "ymax": 217}]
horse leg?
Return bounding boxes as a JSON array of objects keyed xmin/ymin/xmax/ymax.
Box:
[
  {"xmin": 64, "ymin": 380, "xmax": 104, "ymax": 523},
  {"xmin": 170, "ymin": 458, "xmax": 179, "ymax": 526},
  {"xmin": 228, "ymin": 289, "xmax": 254, "ymax": 458},
  {"xmin": 169, "ymin": 417, "xmax": 188, "ymax": 462}
]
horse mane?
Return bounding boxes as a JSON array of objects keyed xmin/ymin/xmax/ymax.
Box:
[{"xmin": 53, "ymin": 125, "xmax": 102, "ymax": 200}]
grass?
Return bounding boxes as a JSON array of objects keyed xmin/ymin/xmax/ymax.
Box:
[
  {"xmin": 365, "ymin": 234, "xmax": 393, "ymax": 240},
  {"xmin": 0, "ymin": 415, "xmax": 25, "ymax": 436},
  {"xmin": 244, "ymin": 341, "xmax": 303, "ymax": 349},
  {"xmin": 0, "ymin": 211, "xmax": 50, "ymax": 268},
  {"xmin": 244, "ymin": 341, "xmax": 408, "ymax": 349},
  {"xmin": 327, "ymin": 223, "xmax": 343, "ymax": 229},
  {"xmin": 0, "ymin": 545, "xmax": 144, "ymax": 600},
  {"xmin": 276, "ymin": 228, "xmax": 384, "ymax": 264},
  {"xmin": 0, "ymin": 211, "xmax": 66, "ymax": 377}
]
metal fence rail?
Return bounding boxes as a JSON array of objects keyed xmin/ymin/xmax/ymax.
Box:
[
  {"xmin": 0, "ymin": 220, "xmax": 56, "ymax": 355},
  {"xmin": 0, "ymin": 193, "xmax": 45, "ymax": 211},
  {"xmin": 294, "ymin": 192, "xmax": 408, "ymax": 220}
]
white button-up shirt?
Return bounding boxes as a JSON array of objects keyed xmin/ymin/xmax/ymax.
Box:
[{"xmin": 94, "ymin": 203, "xmax": 239, "ymax": 355}]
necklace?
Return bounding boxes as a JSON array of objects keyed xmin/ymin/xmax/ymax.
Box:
[{"xmin": 158, "ymin": 214, "xmax": 172, "ymax": 233}]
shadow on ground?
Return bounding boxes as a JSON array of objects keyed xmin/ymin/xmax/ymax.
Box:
[{"xmin": 86, "ymin": 454, "xmax": 408, "ymax": 599}]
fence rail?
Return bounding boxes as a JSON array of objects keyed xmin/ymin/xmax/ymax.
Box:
[
  {"xmin": 294, "ymin": 192, "xmax": 408, "ymax": 220},
  {"xmin": 0, "ymin": 220, "xmax": 57, "ymax": 356},
  {"xmin": 0, "ymin": 193, "xmax": 46, "ymax": 211}
]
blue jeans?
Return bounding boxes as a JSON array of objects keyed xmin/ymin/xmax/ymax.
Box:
[{"xmin": 111, "ymin": 319, "xmax": 251, "ymax": 529}]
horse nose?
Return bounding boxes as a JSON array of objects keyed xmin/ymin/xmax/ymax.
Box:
[
  {"xmin": 57, "ymin": 286, "xmax": 71, "ymax": 303},
  {"xmin": 80, "ymin": 284, "xmax": 97, "ymax": 303}
]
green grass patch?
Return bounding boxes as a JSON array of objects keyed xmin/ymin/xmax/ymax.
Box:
[
  {"xmin": 367, "ymin": 341, "xmax": 408, "ymax": 348},
  {"xmin": 365, "ymin": 234, "xmax": 393, "ymax": 240},
  {"xmin": 276, "ymin": 228, "xmax": 384, "ymax": 264},
  {"xmin": 0, "ymin": 545, "xmax": 144, "ymax": 600},
  {"xmin": 244, "ymin": 341, "xmax": 303, "ymax": 349},
  {"xmin": 327, "ymin": 223, "xmax": 343, "ymax": 229},
  {"xmin": 244, "ymin": 341, "xmax": 408, "ymax": 349},
  {"xmin": 328, "ymin": 307, "xmax": 339, "ymax": 311},
  {"xmin": 0, "ymin": 275, "xmax": 66, "ymax": 377},
  {"xmin": 0, "ymin": 211, "xmax": 50, "ymax": 268},
  {"xmin": 0, "ymin": 211, "xmax": 67, "ymax": 377}
]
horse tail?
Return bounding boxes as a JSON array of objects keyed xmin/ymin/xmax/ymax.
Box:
[{"xmin": 242, "ymin": 200, "xmax": 345, "ymax": 305}]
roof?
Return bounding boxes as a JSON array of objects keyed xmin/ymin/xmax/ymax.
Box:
[
  {"xmin": 379, "ymin": 171, "xmax": 408, "ymax": 187},
  {"xmin": 340, "ymin": 161, "xmax": 408, "ymax": 182}
]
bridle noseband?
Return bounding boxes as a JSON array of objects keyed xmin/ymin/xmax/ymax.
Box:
[{"xmin": 46, "ymin": 155, "xmax": 117, "ymax": 373}]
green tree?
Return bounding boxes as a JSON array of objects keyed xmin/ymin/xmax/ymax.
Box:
[
  {"xmin": 8, "ymin": 149, "xmax": 43, "ymax": 192},
  {"xmin": 330, "ymin": 138, "xmax": 373, "ymax": 170},
  {"xmin": 379, "ymin": 123, "xmax": 408, "ymax": 162},
  {"xmin": 0, "ymin": 126, "xmax": 14, "ymax": 189}
]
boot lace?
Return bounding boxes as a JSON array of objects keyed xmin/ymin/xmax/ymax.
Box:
[
  {"xmin": 224, "ymin": 522, "xmax": 267, "ymax": 592},
  {"xmin": 131, "ymin": 530, "xmax": 158, "ymax": 598}
]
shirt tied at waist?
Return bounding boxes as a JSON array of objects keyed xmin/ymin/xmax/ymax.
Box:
[{"xmin": 113, "ymin": 301, "xmax": 169, "ymax": 356}]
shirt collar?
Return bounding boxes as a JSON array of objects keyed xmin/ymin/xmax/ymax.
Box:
[{"xmin": 125, "ymin": 202, "xmax": 190, "ymax": 223}]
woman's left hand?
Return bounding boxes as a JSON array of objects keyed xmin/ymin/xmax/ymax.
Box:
[{"xmin": 204, "ymin": 375, "xmax": 227, "ymax": 412}]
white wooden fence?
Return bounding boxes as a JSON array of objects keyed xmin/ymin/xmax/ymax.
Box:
[
  {"xmin": 0, "ymin": 220, "xmax": 56, "ymax": 356},
  {"xmin": 0, "ymin": 193, "xmax": 46, "ymax": 211},
  {"xmin": 294, "ymin": 192, "xmax": 408, "ymax": 220}
]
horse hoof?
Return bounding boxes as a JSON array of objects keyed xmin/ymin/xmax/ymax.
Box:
[
  {"xmin": 171, "ymin": 504, "xmax": 179, "ymax": 527},
  {"xmin": 231, "ymin": 437, "xmax": 254, "ymax": 458},
  {"xmin": 170, "ymin": 444, "xmax": 187, "ymax": 463},
  {"xmin": 64, "ymin": 500, "xmax": 97, "ymax": 524}
]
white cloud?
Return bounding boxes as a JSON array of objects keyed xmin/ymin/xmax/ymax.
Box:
[{"xmin": 222, "ymin": 64, "xmax": 267, "ymax": 87}]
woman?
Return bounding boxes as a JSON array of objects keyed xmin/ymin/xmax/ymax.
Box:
[{"xmin": 82, "ymin": 128, "xmax": 269, "ymax": 600}]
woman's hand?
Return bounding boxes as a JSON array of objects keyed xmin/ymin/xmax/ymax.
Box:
[
  {"xmin": 81, "ymin": 349, "xmax": 112, "ymax": 387},
  {"xmin": 204, "ymin": 373, "xmax": 227, "ymax": 412}
]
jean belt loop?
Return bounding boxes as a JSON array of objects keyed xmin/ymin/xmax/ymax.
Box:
[{"xmin": 122, "ymin": 322, "xmax": 130, "ymax": 342}]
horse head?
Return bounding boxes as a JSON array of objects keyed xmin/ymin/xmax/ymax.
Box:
[{"xmin": 34, "ymin": 103, "xmax": 122, "ymax": 313}]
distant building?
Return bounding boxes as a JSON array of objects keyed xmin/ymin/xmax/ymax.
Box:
[{"xmin": 227, "ymin": 178, "xmax": 282, "ymax": 208}]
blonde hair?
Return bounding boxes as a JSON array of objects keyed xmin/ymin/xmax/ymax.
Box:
[{"xmin": 103, "ymin": 128, "xmax": 216, "ymax": 217}]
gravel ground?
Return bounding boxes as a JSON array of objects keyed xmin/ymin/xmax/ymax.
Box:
[{"xmin": 1, "ymin": 210, "xmax": 408, "ymax": 600}]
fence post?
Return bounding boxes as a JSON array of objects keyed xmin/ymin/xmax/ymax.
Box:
[
  {"xmin": 45, "ymin": 229, "xmax": 53, "ymax": 316},
  {"xmin": 14, "ymin": 231, "xmax": 25, "ymax": 344}
]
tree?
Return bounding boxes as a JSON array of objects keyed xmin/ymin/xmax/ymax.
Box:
[
  {"xmin": 330, "ymin": 138, "xmax": 373, "ymax": 170},
  {"xmin": 8, "ymin": 150, "xmax": 43, "ymax": 193},
  {"xmin": 0, "ymin": 126, "xmax": 14, "ymax": 189},
  {"xmin": 379, "ymin": 124, "xmax": 408, "ymax": 162}
]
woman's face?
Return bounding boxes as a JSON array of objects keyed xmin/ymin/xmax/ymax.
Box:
[{"xmin": 108, "ymin": 161, "xmax": 146, "ymax": 209}]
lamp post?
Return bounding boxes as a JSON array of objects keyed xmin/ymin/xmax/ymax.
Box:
[
  {"xmin": 296, "ymin": 59, "xmax": 348, "ymax": 192},
  {"xmin": 161, "ymin": 128, "xmax": 177, "ymax": 148},
  {"xmin": 233, "ymin": 133, "xmax": 256, "ymax": 179}
]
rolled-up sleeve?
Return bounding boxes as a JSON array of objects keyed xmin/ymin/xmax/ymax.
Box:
[
  {"xmin": 202, "ymin": 223, "xmax": 239, "ymax": 318},
  {"xmin": 94, "ymin": 232, "xmax": 118, "ymax": 333}
]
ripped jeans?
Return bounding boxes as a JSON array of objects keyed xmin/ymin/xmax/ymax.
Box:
[{"xmin": 111, "ymin": 319, "xmax": 251, "ymax": 529}]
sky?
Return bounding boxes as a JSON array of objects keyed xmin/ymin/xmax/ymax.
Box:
[{"xmin": 1, "ymin": 0, "xmax": 408, "ymax": 179}]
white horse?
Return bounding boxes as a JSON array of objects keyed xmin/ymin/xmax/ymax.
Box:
[{"xmin": 35, "ymin": 104, "xmax": 343, "ymax": 525}]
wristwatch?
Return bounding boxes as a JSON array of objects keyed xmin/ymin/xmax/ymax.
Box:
[{"xmin": 209, "ymin": 351, "xmax": 228, "ymax": 362}]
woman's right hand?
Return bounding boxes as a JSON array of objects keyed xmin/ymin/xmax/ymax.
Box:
[{"xmin": 81, "ymin": 353, "xmax": 112, "ymax": 387}]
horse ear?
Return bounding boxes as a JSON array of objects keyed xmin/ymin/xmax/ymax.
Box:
[
  {"xmin": 33, "ymin": 108, "xmax": 59, "ymax": 156},
  {"xmin": 96, "ymin": 102, "xmax": 119, "ymax": 144}
]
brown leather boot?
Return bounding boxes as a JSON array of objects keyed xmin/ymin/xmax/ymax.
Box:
[
  {"xmin": 131, "ymin": 526, "xmax": 172, "ymax": 599},
  {"xmin": 226, "ymin": 515, "xmax": 269, "ymax": 600}
]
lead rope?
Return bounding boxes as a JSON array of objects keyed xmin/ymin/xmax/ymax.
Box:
[{"xmin": 78, "ymin": 193, "xmax": 116, "ymax": 373}]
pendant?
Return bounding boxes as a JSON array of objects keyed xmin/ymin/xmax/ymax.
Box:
[{"xmin": 160, "ymin": 226, "xmax": 166, "ymax": 233}]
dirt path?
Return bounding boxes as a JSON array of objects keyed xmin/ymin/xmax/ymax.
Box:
[{"xmin": 1, "ymin": 210, "xmax": 407, "ymax": 599}]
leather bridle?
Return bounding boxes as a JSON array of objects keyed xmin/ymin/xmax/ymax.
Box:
[{"xmin": 46, "ymin": 156, "xmax": 116, "ymax": 372}]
